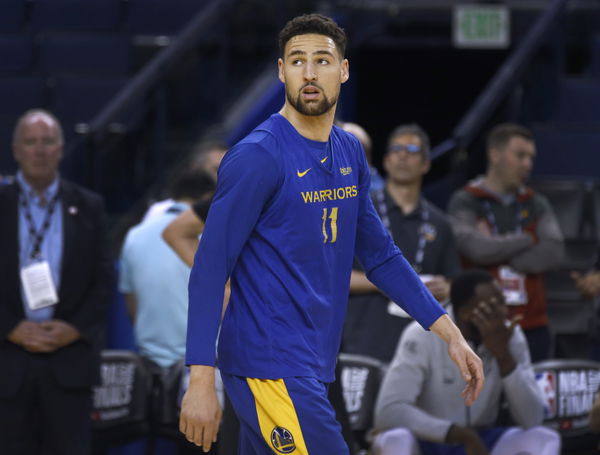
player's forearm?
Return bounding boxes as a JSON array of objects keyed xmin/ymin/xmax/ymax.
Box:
[
  {"xmin": 186, "ymin": 254, "xmax": 227, "ymax": 366},
  {"xmin": 367, "ymin": 254, "xmax": 446, "ymax": 330},
  {"xmin": 189, "ymin": 364, "xmax": 216, "ymax": 387},
  {"xmin": 429, "ymin": 314, "xmax": 464, "ymax": 345}
]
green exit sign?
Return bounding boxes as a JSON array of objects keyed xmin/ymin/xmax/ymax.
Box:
[{"xmin": 453, "ymin": 5, "xmax": 510, "ymax": 49}]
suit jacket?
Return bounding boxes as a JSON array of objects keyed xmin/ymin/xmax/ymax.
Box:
[{"xmin": 0, "ymin": 179, "xmax": 113, "ymax": 397}]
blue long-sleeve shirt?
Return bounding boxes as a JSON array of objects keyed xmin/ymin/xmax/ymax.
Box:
[
  {"xmin": 186, "ymin": 114, "xmax": 445, "ymax": 382},
  {"xmin": 17, "ymin": 172, "xmax": 62, "ymax": 322}
]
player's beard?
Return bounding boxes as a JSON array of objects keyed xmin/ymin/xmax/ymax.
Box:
[{"xmin": 287, "ymin": 85, "xmax": 338, "ymax": 116}]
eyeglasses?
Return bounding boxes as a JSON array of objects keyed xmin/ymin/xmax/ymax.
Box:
[{"xmin": 387, "ymin": 144, "xmax": 423, "ymax": 155}]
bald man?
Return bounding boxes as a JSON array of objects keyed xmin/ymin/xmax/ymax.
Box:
[{"xmin": 0, "ymin": 109, "xmax": 113, "ymax": 454}]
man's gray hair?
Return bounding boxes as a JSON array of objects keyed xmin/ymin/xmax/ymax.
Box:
[{"xmin": 12, "ymin": 109, "xmax": 64, "ymax": 147}]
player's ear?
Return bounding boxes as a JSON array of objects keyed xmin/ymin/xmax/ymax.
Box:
[
  {"xmin": 340, "ymin": 59, "xmax": 349, "ymax": 84},
  {"xmin": 278, "ymin": 58, "xmax": 285, "ymax": 84}
]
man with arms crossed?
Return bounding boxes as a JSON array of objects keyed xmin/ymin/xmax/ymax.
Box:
[
  {"xmin": 447, "ymin": 123, "xmax": 564, "ymax": 362},
  {"xmin": 180, "ymin": 14, "xmax": 484, "ymax": 454}
]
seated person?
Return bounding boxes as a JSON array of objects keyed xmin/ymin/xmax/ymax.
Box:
[{"xmin": 372, "ymin": 269, "xmax": 560, "ymax": 455}]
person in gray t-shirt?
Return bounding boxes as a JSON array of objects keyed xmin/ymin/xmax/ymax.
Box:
[{"xmin": 372, "ymin": 269, "xmax": 560, "ymax": 455}]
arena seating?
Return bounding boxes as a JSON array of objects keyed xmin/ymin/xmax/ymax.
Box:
[
  {"xmin": 532, "ymin": 128, "xmax": 600, "ymax": 180},
  {"xmin": 556, "ymin": 78, "xmax": 600, "ymax": 125},
  {"xmin": 0, "ymin": 34, "xmax": 34, "ymax": 72},
  {"xmin": 30, "ymin": 0, "xmax": 122, "ymax": 32},
  {"xmin": 126, "ymin": 0, "xmax": 209, "ymax": 35},
  {"xmin": 0, "ymin": 0, "xmax": 27, "ymax": 32},
  {"xmin": 49, "ymin": 75, "xmax": 130, "ymax": 137},
  {"xmin": 39, "ymin": 33, "xmax": 132, "ymax": 76},
  {"xmin": 0, "ymin": 76, "xmax": 47, "ymax": 172}
]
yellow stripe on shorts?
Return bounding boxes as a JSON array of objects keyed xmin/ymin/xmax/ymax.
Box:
[{"xmin": 246, "ymin": 378, "xmax": 309, "ymax": 454}]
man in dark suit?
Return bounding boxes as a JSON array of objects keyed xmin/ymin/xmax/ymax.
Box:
[{"xmin": 0, "ymin": 109, "xmax": 113, "ymax": 454}]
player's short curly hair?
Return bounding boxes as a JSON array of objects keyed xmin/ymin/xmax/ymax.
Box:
[{"xmin": 278, "ymin": 13, "xmax": 346, "ymax": 58}]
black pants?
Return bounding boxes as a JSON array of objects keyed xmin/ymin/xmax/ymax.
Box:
[{"xmin": 0, "ymin": 355, "xmax": 93, "ymax": 455}]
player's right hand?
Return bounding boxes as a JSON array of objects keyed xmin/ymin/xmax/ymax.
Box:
[{"xmin": 179, "ymin": 365, "xmax": 223, "ymax": 452}]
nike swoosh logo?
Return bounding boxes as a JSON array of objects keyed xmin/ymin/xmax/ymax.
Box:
[
  {"xmin": 297, "ymin": 168, "xmax": 311, "ymax": 177},
  {"xmin": 321, "ymin": 156, "xmax": 328, "ymax": 163}
]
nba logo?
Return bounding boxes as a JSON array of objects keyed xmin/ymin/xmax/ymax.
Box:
[{"xmin": 535, "ymin": 370, "xmax": 557, "ymax": 419}]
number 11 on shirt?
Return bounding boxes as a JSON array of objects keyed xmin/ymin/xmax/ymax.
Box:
[{"xmin": 322, "ymin": 207, "xmax": 338, "ymax": 243}]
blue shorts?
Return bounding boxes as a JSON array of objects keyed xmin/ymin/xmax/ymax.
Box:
[{"xmin": 221, "ymin": 373, "xmax": 349, "ymax": 455}]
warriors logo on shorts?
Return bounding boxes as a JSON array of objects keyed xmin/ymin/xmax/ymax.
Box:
[{"xmin": 271, "ymin": 426, "xmax": 296, "ymax": 453}]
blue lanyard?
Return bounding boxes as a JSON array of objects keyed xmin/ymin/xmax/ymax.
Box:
[
  {"xmin": 18, "ymin": 185, "xmax": 59, "ymax": 260},
  {"xmin": 375, "ymin": 190, "xmax": 430, "ymax": 272}
]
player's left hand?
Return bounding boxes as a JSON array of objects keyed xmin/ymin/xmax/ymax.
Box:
[
  {"xmin": 447, "ymin": 337, "xmax": 484, "ymax": 406},
  {"xmin": 180, "ymin": 366, "xmax": 222, "ymax": 452}
]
